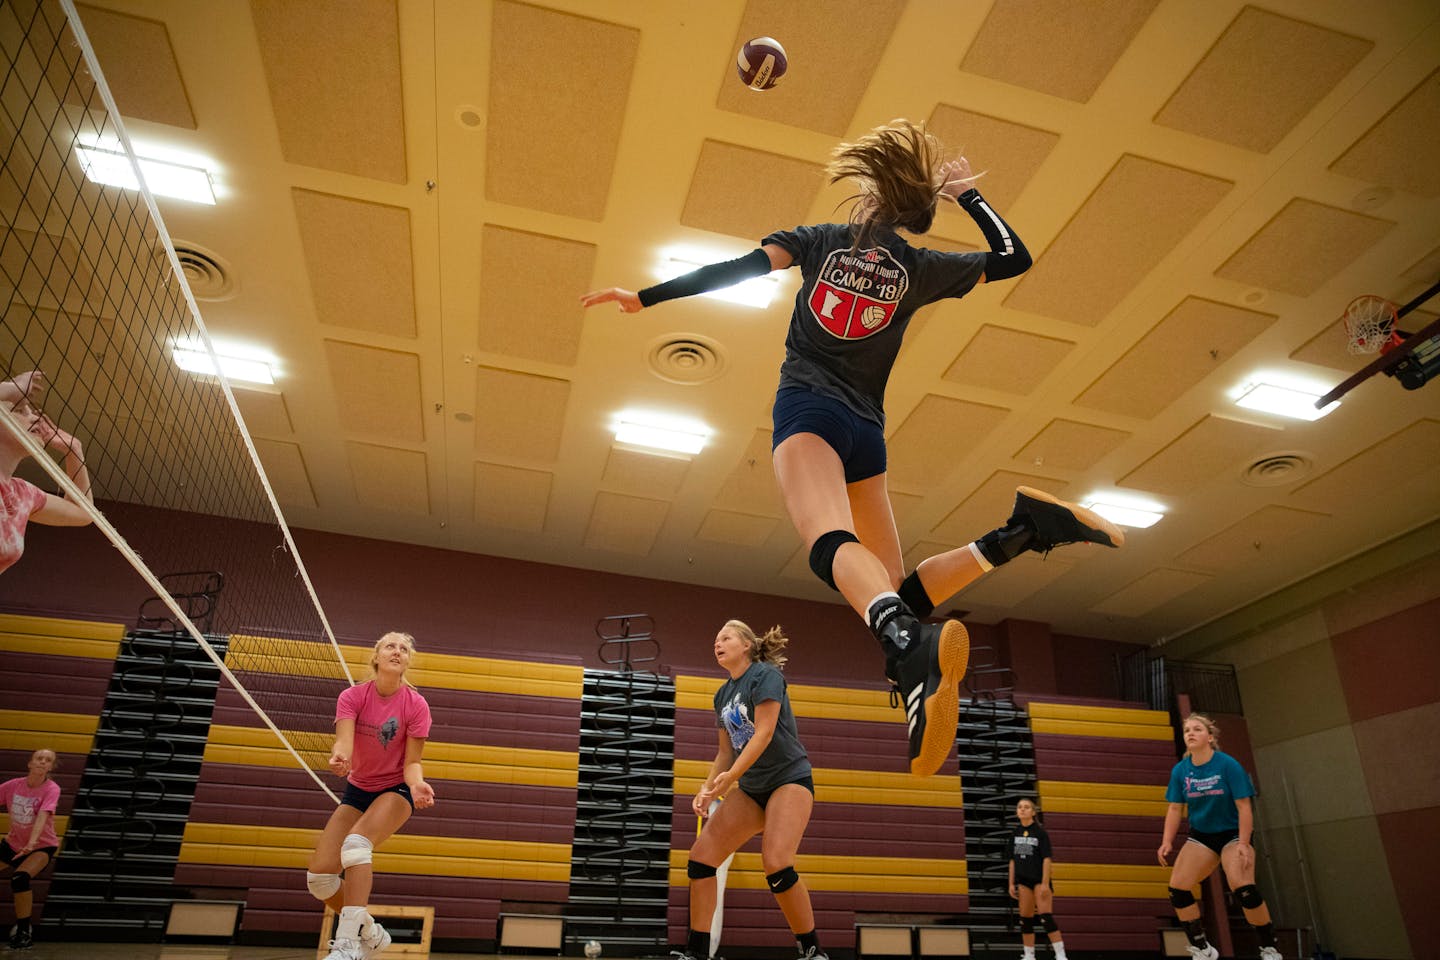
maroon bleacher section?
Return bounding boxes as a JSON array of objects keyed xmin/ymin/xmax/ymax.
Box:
[
  {"xmin": 176, "ymin": 677, "xmax": 581, "ymax": 943},
  {"xmin": 0, "ymin": 647, "xmax": 115, "ymax": 927},
  {"xmin": 1028, "ymin": 698, "xmax": 1177, "ymax": 953},
  {"xmin": 669, "ymin": 702, "xmax": 965, "ymax": 951}
]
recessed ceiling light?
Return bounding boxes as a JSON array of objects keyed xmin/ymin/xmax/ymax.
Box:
[
  {"xmin": 77, "ymin": 143, "xmax": 216, "ymax": 205},
  {"xmin": 613, "ymin": 412, "xmax": 710, "ymax": 456},
  {"xmin": 1234, "ymin": 382, "xmax": 1337, "ymax": 421},
  {"xmin": 1082, "ymin": 500, "xmax": 1164, "ymax": 529},
  {"xmin": 173, "ymin": 339, "xmax": 274, "ymax": 385}
]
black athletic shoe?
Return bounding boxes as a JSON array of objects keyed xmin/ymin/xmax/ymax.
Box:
[
  {"xmin": 885, "ymin": 619, "xmax": 970, "ymax": 776},
  {"xmin": 1007, "ymin": 486, "xmax": 1124, "ymax": 554},
  {"xmin": 8, "ymin": 928, "xmax": 33, "ymax": 949}
]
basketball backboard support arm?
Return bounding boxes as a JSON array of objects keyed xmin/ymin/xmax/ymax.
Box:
[{"xmin": 1316, "ymin": 278, "xmax": 1440, "ymax": 408}]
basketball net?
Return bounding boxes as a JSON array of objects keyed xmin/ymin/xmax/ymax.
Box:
[{"xmin": 1342, "ymin": 295, "xmax": 1402, "ymax": 355}]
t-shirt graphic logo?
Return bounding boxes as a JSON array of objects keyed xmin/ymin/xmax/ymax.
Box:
[
  {"xmin": 808, "ymin": 246, "xmax": 909, "ymax": 341},
  {"xmin": 378, "ymin": 716, "xmax": 399, "ymax": 749},
  {"xmin": 10, "ymin": 795, "xmax": 36, "ymax": 824},
  {"xmin": 720, "ymin": 695, "xmax": 755, "ymax": 752}
]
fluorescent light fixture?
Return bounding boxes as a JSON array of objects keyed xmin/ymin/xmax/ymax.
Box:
[
  {"xmin": 613, "ymin": 412, "xmax": 710, "ymax": 456},
  {"xmin": 658, "ymin": 255, "xmax": 780, "ymax": 308},
  {"xmin": 1233, "ymin": 382, "xmax": 1337, "ymax": 421},
  {"xmin": 77, "ymin": 143, "xmax": 216, "ymax": 205},
  {"xmin": 173, "ymin": 340, "xmax": 275, "ymax": 385},
  {"xmin": 1081, "ymin": 499, "xmax": 1165, "ymax": 529}
]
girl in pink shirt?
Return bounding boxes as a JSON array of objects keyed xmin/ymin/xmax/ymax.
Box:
[
  {"xmin": 307, "ymin": 632, "xmax": 434, "ymax": 960},
  {"xmin": 0, "ymin": 748, "xmax": 62, "ymax": 949}
]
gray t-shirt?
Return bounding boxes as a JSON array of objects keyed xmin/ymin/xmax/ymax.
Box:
[
  {"xmin": 762, "ymin": 223, "xmax": 987, "ymax": 427},
  {"xmin": 714, "ymin": 660, "xmax": 812, "ymax": 793}
]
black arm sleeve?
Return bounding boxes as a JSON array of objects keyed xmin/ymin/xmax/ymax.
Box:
[
  {"xmin": 955, "ymin": 188, "xmax": 1032, "ymax": 282},
  {"xmin": 637, "ymin": 248, "xmax": 773, "ymax": 308}
]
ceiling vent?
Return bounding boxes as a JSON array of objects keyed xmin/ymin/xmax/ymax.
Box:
[
  {"xmin": 647, "ymin": 334, "xmax": 726, "ymax": 385},
  {"xmin": 1240, "ymin": 452, "xmax": 1314, "ymax": 487},
  {"xmin": 167, "ymin": 241, "xmax": 235, "ymax": 301}
]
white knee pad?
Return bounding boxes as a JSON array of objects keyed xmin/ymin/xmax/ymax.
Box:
[
  {"xmin": 340, "ymin": 833, "xmax": 374, "ymax": 870},
  {"xmin": 306, "ymin": 871, "xmax": 342, "ymax": 901}
]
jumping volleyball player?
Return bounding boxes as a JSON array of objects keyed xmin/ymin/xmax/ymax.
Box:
[
  {"xmin": 680, "ymin": 621, "xmax": 826, "ymax": 960},
  {"xmin": 1159, "ymin": 714, "xmax": 1282, "ymax": 960},
  {"xmin": 583, "ymin": 120, "xmax": 1122, "ymax": 775},
  {"xmin": 308, "ymin": 632, "xmax": 435, "ymax": 960}
]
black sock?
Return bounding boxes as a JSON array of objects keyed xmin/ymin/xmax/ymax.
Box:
[
  {"xmin": 1182, "ymin": 917, "xmax": 1207, "ymax": 947},
  {"xmin": 898, "ymin": 569, "xmax": 935, "ymax": 618},
  {"xmin": 796, "ymin": 929, "xmax": 819, "ymax": 954},
  {"xmin": 15, "ymin": 917, "xmax": 30, "ymax": 933},
  {"xmin": 976, "ymin": 520, "xmax": 1034, "ymax": 567},
  {"xmin": 1254, "ymin": 921, "xmax": 1276, "ymax": 948},
  {"xmin": 687, "ymin": 928, "xmax": 709, "ymax": 957}
]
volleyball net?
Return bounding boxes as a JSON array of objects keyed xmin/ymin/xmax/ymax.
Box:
[{"xmin": 1, "ymin": 0, "xmax": 350, "ymax": 799}]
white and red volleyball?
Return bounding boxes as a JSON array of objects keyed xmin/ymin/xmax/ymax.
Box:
[{"xmin": 736, "ymin": 36, "xmax": 787, "ymax": 91}]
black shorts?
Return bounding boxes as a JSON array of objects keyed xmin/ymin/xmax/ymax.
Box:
[
  {"xmin": 1014, "ymin": 877, "xmax": 1052, "ymax": 892},
  {"xmin": 1186, "ymin": 827, "xmax": 1241, "ymax": 856},
  {"xmin": 772, "ymin": 386, "xmax": 887, "ymax": 483},
  {"xmin": 740, "ymin": 775, "xmax": 815, "ymax": 811},
  {"xmin": 340, "ymin": 781, "xmax": 413, "ymax": 813},
  {"xmin": 0, "ymin": 840, "xmax": 57, "ymax": 870}
]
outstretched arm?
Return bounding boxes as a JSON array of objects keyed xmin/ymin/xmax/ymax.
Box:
[
  {"xmin": 29, "ymin": 416, "xmax": 93, "ymax": 527},
  {"xmin": 938, "ymin": 157, "xmax": 1032, "ymax": 282},
  {"xmin": 581, "ymin": 245, "xmax": 792, "ymax": 313}
]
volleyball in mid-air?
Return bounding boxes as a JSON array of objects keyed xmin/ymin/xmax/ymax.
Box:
[{"xmin": 736, "ymin": 37, "xmax": 787, "ymax": 91}]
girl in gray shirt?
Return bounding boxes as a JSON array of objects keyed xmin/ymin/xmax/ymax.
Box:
[{"xmin": 678, "ymin": 620, "xmax": 823, "ymax": 960}]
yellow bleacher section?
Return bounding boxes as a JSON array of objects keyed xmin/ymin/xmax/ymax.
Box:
[
  {"xmin": 666, "ymin": 849, "xmax": 966, "ymax": 895},
  {"xmin": 1050, "ymin": 861, "xmax": 1170, "ymax": 899},
  {"xmin": 180, "ymin": 822, "xmax": 570, "ymax": 883},
  {"xmin": 1027, "ymin": 700, "xmax": 1173, "ymax": 741},
  {"xmin": 0, "ymin": 613, "xmax": 123, "ymax": 660},
  {"xmin": 202, "ymin": 724, "xmax": 578, "ymax": 788},
  {"xmin": 676, "ymin": 674, "xmax": 903, "ymax": 724},
  {"xmin": 0, "ymin": 710, "xmax": 98, "ymax": 758},
  {"xmin": 1036, "ymin": 779, "xmax": 1169, "ymax": 817},
  {"xmin": 225, "ymin": 635, "xmax": 584, "ymax": 699}
]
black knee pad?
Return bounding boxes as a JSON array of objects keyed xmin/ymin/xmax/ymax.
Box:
[
  {"xmin": 686, "ymin": 859, "xmax": 718, "ymax": 880},
  {"xmin": 765, "ymin": 865, "xmax": 799, "ymax": 894},
  {"xmin": 10, "ymin": 872, "xmax": 30, "ymax": 893},
  {"xmin": 1168, "ymin": 886, "xmax": 1196, "ymax": 909},
  {"xmin": 1018, "ymin": 915, "xmax": 1034, "ymax": 935},
  {"xmin": 898, "ymin": 570, "xmax": 934, "ymax": 618},
  {"xmin": 808, "ymin": 530, "xmax": 858, "ymax": 591},
  {"xmin": 1037, "ymin": 913, "xmax": 1057, "ymax": 934},
  {"xmin": 1234, "ymin": 884, "xmax": 1264, "ymax": 909}
]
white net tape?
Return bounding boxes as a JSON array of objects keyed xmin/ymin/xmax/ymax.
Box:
[{"xmin": 1342, "ymin": 295, "xmax": 1399, "ymax": 355}]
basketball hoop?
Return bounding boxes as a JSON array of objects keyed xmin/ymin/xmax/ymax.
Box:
[{"xmin": 1341, "ymin": 295, "xmax": 1402, "ymax": 355}]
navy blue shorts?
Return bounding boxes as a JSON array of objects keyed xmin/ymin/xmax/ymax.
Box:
[
  {"xmin": 771, "ymin": 386, "xmax": 887, "ymax": 483},
  {"xmin": 740, "ymin": 774, "xmax": 815, "ymax": 811},
  {"xmin": 340, "ymin": 781, "xmax": 413, "ymax": 813}
]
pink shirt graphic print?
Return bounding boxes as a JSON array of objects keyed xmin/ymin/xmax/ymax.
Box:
[
  {"xmin": 0, "ymin": 777, "xmax": 61, "ymax": 849},
  {"xmin": 0, "ymin": 477, "xmax": 47, "ymax": 574},
  {"xmin": 807, "ymin": 246, "xmax": 909, "ymax": 341},
  {"xmin": 336, "ymin": 681, "xmax": 432, "ymax": 792}
]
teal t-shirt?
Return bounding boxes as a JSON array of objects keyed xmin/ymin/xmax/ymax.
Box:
[{"xmin": 1166, "ymin": 750, "xmax": 1255, "ymax": 833}]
